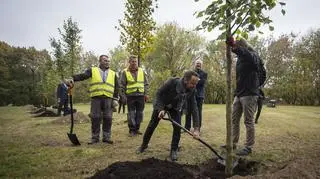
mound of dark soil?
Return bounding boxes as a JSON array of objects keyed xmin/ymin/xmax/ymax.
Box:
[
  {"xmin": 33, "ymin": 109, "xmax": 59, "ymax": 117},
  {"xmin": 90, "ymin": 157, "xmax": 259, "ymax": 179}
]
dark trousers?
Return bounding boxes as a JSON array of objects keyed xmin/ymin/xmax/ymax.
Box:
[
  {"xmin": 127, "ymin": 96, "xmax": 145, "ymax": 133},
  {"xmin": 57, "ymin": 99, "xmax": 69, "ymax": 116},
  {"xmin": 118, "ymin": 103, "xmax": 126, "ymax": 113},
  {"xmin": 142, "ymin": 109, "xmax": 181, "ymax": 151},
  {"xmin": 90, "ymin": 97, "xmax": 113, "ymax": 142},
  {"xmin": 185, "ymin": 97, "xmax": 203, "ymax": 130}
]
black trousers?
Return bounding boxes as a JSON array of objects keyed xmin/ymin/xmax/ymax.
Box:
[
  {"xmin": 185, "ymin": 97, "xmax": 203, "ymax": 130},
  {"xmin": 127, "ymin": 96, "xmax": 145, "ymax": 133},
  {"xmin": 142, "ymin": 109, "xmax": 181, "ymax": 151}
]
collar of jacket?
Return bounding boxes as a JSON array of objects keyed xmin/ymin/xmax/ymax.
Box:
[{"xmin": 98, "ymin": 65, "xmax": 109, "ymax": 71}]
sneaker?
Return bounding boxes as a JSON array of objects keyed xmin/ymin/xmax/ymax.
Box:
[
  {"xmin": 236, "ymin": 147, "xmax": 252, "ymax": 156},
  {"xmin": 102, "ymin": 139, "xmax": 114, "ymax": 144},
  {"xmin": 136, "ymin": 145, "xmax": 148, "ymax": 154},
  {"xmin": 220, "ymin": 144, "xmax": 237, "ymax": 150},
  {"xmin": 170, "ymin": 150, "xmax": 178, "ymax": 161}
]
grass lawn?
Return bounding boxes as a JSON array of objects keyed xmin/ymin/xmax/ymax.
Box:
[{"xmin": 0, "ymin": 104, "xmax": 319, "ymax": 178}]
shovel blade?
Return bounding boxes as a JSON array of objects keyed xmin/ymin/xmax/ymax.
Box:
[
  {"xmin": 217, "ymin": 158, "xmax": 239, "ymax": 169},
  {"xmin": 67, "ymin": 133, "xmax": 81, "ymax": 145}
]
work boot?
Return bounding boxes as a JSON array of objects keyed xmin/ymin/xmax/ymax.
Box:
[
  {"xmin": 170, "ymin": 150, "xmax": 178, "ymax": 161},
  {"xmin": 136, "ymin": 145, "xmax": 148, "ymax": 154},
  {"xmin": 102, "ymin": 139, "xmax": 114, "ymax": 144},
  {"xmin": 236, "ymin": 147, "xmax": 252, "ymax": 156}
]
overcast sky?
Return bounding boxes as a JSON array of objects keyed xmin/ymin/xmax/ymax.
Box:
[{"xmin": 0, "ymin": 0, "xmax": 319, "ymax": 55}]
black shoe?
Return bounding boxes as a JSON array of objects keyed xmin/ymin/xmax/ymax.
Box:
[
  {"xmin": 136, "ymin": 145, "xmax": 148, "ymax": 154},
  {"xmin": 102, "ymin": 139, "xmax": 114, "ymax": 144},
  {"xmin": 170, "ymin": 150, "xmax": 178, "ymax": 161},
  {"xmin": 129, "ymin": 131, "xmax": 136, "ymax": 137},
  {"xmin": 236, "ymin": 147, "xmax": 252, "ymax": 156},
  {"xmin": 136, "ymin": 131, "xmax": 143, "ymax": 135},
  {"xmin": 221, "ymin": 144, "xmax": 237, "ymax": 150},
  {"xmin": 88, "ymin": 140, "xmax": 99, "ymax": 145}
]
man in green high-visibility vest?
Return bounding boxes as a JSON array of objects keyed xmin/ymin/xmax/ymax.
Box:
[
  {"xmin": 67, "ymin": 55, "xmax": 119, "ymax": 145},
  {"xmin": 120, "ymin": 55, "xmax": 149, "ymax": 137}
]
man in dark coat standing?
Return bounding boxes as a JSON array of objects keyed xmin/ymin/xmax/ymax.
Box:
[
  {"xmin": 56, "ymin": 80, "xmax": 69, "ymax": 116},
  {"xmin": 226, "ymin": 37, "xmax": 260, "ymax": 156},
  {"xmin": 185, "ymin": 59, "xmax": 207, "ymax": 132}
]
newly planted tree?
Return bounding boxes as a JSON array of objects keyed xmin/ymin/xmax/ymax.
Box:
[{"xmin": 195, "ymin": 0, "xmax": 286, "ymax": 175}]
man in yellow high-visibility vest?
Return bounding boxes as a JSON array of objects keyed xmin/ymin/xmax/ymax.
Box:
[
  {"xmin": 68, "ymin": 55, "xmax": 119, "ymax": 144},
  {"xmin": 120, "ymin": 55, "xmax": 149, "ymax": 137}
]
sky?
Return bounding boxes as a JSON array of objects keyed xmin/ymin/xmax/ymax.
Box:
[{"xmin": 0, "ymin": 0, "xmax": 319, "ymax": 55}]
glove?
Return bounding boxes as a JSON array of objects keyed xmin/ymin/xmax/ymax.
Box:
[
  {"xmin": 112, "ymin": 100, "xmax": 119, "ymax": 112},
  {"xmin": 158, "ymin": 110, "xmax": 166, "ymax": 119},
  {"xmin": 226, "ymin": 36, "xmax": 235, "ymax": 46},
  {"xmin": 144, "ymin": 95, "xmax": 149, "ymax": 102}
]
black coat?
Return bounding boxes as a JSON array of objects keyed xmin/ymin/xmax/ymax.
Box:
[
  {"xmin": 195, "ymin": 69, "xmax": 207, "ymax": 99},
  {"xmin": 153, "ymin": 77, "xmax": 199, "ymax": 127},
  {"xmin": 57, "ymin": 83, "xmax": 68, "ymax": 100},
  {"xmin": 232, "ymin": 47, "xmax": 259, "ymax": 97}
]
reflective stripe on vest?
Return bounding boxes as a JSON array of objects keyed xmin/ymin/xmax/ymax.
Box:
[
  {"xmin": 125, "ymin": 68, "xmax": 144, "ymax": 94},
  {"xmin": 89, "ymin": 67, "xmax": 115, "ymax": 98}
]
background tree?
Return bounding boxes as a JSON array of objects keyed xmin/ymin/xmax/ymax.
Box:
[
  {"xmin": 59, "ymin": 17, "xmax": 82, "ymax": 76},
  {"xmin": 145, "ymin": 22, "xmax": 204, "ymax": 100},
  {"xmin": 293, "ymin": 29, "xmax": 320, "ymax": 105},
  {"xmin": 118, "ymin": 0, "xmax": 157, "ymax": 66},
  {"xmin": 195, "ymin": 0, "xmax": 286, "ymax": 175},
  {"xmin": 203, "ymin": 40, "xmax": 227, "ymax": 104},
  {"xmin": 49, "ymin": 38, "xmax": 65, "ymax": 79},
  {"xmin": 109, "ymin": 45, "xmax": 130, "ymax": 73}
]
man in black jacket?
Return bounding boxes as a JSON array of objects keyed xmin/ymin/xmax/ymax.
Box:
[
  {"xmin": 226, "ymin": 37, "xmax": 260, "ymax": 156},
  {"xmin": 136, "ymin": 70, "xmax": 200, "ymax": 161},
  {"xmin": 56, "ymin": 80, "xmax": 69, "ymax": 116},
  {"xmin": 185, "ymin": 59, "xmax": 207, "ymax": 132}
]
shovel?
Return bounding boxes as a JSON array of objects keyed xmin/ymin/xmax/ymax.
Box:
[
  {"xmin": 67, "ymin": 85, "xmax": 81, "ymax": 146},
  {"xmin": 162, "ymin": 112, "xmax": 238, "ymax": 168}
]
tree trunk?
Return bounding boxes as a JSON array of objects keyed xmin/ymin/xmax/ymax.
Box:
[{"xmin": 225, "ymin": 2, "xmax": 233, "ymax": 176}]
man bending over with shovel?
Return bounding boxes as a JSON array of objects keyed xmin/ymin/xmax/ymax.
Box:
[
  {"xmin": 136, "ymin": 70, "xmax": 200, "ymax": 161},
  {"xmin": 66, "ymin": 55, "xmax": 119, "ymax": 145}
]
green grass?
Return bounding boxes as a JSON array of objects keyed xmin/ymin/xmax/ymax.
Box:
[{"xmin": 0, "ymin": 104, "xmax": 319, "ymax": 178}]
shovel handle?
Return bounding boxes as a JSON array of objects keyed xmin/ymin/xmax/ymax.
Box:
[
  {"xmin": 162, "ymin": 113, "xmax": 224, "ymax": 160},
  {"xmin": 68, "ymin": 85, "xmax": 74, "ymax": 134}
]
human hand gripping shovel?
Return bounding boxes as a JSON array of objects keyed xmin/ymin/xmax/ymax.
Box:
[
  {"xmin": 161, "ymin": 111, "xmax": 238, "ymax": 168},
  {"xmin": 67, "ymin": 83, "xmax": 81, "ymax": 146}
]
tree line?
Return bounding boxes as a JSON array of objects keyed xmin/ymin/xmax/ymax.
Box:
[{"xmin": 1, "ymin": 22, "xmax": 319, "ymax": 106}]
